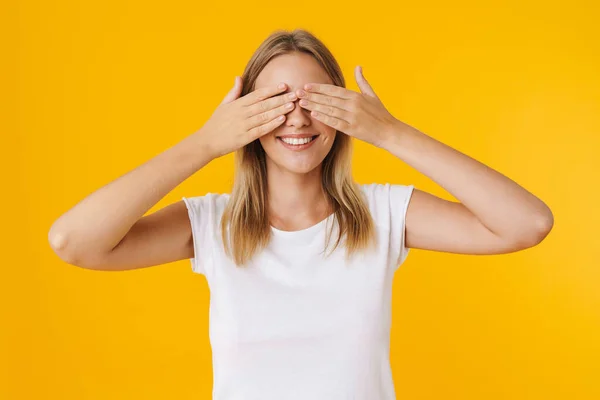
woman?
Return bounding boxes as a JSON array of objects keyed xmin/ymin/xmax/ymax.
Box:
[{"xmin": 48, "ymin": 29, "xmax": 554, "ymax": 399}]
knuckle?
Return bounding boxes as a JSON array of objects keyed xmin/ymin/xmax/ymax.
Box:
[
  {"xmin": 267, "ymin": 97, "xmax": 275, "ymax": 109},
  {"xmin": 259, "ymin": 100, "xmax": 268, "ymax": 112},
  {"xmin": 256, "ymin": 123, "xmax": 266, "ymax": 136},
  {"xmin": 241, "ymin": 106, "xmax": 252, "ymax": 119},
  {"xmin": 272, "ymin": 109, "xmax": 282, "ymax": 121}
]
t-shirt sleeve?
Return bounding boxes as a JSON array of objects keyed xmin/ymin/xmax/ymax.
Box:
[
  {"xmin": 389, "ymin": 183, "xmax": 415, "ymax": 269},
  {"xmin": 362, "ymin": 183, "xmax": 415, "ymax": 271},
  {"xmin": 181, "ymin": 193, "xmax": 226, "ymax": 276}
]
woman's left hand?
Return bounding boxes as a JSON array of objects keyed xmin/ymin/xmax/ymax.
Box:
[{"xmin": 297, "ymin": 66, "xmax": 406, "ymax": 149}]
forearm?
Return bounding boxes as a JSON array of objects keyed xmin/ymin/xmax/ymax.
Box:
[
  {"xmin": 383, "ymin": 121, "xmax": 554, "ymax": 241},
  {"xmin": 48, "ymin": 131, "xmax": 214, "ymax": 259}
]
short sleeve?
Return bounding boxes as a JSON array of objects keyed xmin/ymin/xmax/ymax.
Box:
[
  {"xmin": 361, "ymin": 183, "xmax": 415, "ymax": 271},
  {"xmin": 388, "ymin": 183, "xmax": 415, "ymax": 268},
  {"xmin": 181, "ymin": 193, "xmax": 229, "ymax": 275}
]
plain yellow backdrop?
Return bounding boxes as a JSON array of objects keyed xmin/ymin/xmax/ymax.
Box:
[{"xmin": 3, "ymin": 0, "xmax": 599, "ymax": 399}]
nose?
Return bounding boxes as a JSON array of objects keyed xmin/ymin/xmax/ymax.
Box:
[{"xmin": 284, "ymin": 99, "xmax": 311, "ymax": 128}]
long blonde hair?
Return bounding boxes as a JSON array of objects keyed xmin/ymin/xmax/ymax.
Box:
[{"xmin": 221, "ymin": 28, "xmax": 376, "ymax": 266}]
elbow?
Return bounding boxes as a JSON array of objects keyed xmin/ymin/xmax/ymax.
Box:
[
  {"xmin": 48, "ymin": 226, "xmax": 73, "ymax": 261},
  {"xmin": 514, "ymin": 210, "xmax": 555, "ymax": 249},
  {"xmin": 48, "ymin": 229, "xmax": 79, "ymax": 267},
  {"xmin": 48, "ymin": 227, "xmax": 96, "ymax": 270},
  {"xmin": 533, "ymin": 204, "xmax": 554, "ymax": 242},
  {"xmin": 535, "ymin": 217, "xmax": 554, "ymax": 247}
]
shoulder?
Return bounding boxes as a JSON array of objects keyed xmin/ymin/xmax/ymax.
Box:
[
  {"xmin": 359, "ymin": 182, "xmax": 414, "ymax": 195},
  {"xmin": 181, "ymin": 192, "xmax": 230, "ymax": 223},
  {"xmin": 180, "ymin": 192, "xmax": 230, "ymax": 275},
  {"xmin": 359, "ymin": 183, "xmax": 415, "ymax": 215},
  {"xmin": 359, "ymin": 183, "xmax": 415, "ymax": 268},
  {"xmin": 182, "ymin": 192, "xmax": 230, "ymax": 208}
]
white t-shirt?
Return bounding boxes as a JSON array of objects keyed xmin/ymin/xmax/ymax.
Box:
[{"xmin": 182, "ymin": 183, "xmax": 414, "ymax": 400}]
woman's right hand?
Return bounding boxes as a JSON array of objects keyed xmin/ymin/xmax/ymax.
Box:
[{"xmin": 197, "ymin": 77, "xmax": 297, "ymax": 159}]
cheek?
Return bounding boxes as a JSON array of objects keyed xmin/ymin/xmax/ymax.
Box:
[
  {"xmin": 322, "ymin": 127, "xmax": 337, "ymax": 142},
  {"xmin": 317, "ymin": 120, "xmax": 336, "ymax": 137},
  {"xmin": 257, "ymin": 130, "xmax": 277, "ymax": 147},
  {"xmin": 306, "ymin": 115, "xmax": 332, "ymax": 134}
]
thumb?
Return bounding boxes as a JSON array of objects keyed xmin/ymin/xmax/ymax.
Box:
[
  {"xmin": 355, "ymin": 66, "xmax": 379, "ymax": 100},
  {"xmin": 220, "ymin": 76, "xmax": 243, "ymax": 105}
]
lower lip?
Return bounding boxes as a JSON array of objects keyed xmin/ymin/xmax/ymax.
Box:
[{"xmin": 277, "ymin": 136, "xmax": 318, "ymax": 151}]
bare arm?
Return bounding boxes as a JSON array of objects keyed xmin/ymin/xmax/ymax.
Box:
[
  {"xmin": 384, "ymin": 123, "xmax": 554, "ymax": 254},
  {"xmin": 48, "ymin": 132, "xmax": 213, "ymax": 268},
  {"xmin": 291, "ymin": 73, "xmax": 553, "ymax": 255},
  {"xmin": 48, "ymin": 79, "xmax": 298, "ymax": 270}
]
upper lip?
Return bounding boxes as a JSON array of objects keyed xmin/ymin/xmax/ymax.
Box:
[{"xmin": 277, "ymin": 133, "xmax": 319, "ymax": 139}]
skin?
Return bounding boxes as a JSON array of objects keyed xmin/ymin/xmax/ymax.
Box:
[
  {"xmin": 48, "ymin": 52, "xmax": 554, "ymax": 272},
  {"xmin": 254, "ymin": 52, "xmax": 339, "ymax": 231},
  {"xmin": 292, "ymin": 62, "xmax": 554, "ymax": 253}
]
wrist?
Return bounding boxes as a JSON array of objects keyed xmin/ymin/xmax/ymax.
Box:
[
  {"xmin": 178, "ymin": 129, "xmax": 216, "ymax": 167},
  {"xmin": 382, "ymin": 119, "xmax": 412, "ymax": 153}
]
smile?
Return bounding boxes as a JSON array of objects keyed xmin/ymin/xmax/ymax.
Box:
[{"xmin": 277, "ymin": 135, "xmax": 318, "ymax": 151}]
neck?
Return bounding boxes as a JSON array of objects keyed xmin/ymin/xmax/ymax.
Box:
[{"xmin": 266, "ymin": 162, "xmax": 330, "ymax": 229}]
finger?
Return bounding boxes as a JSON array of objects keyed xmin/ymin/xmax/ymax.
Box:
[
  {"xmin": 247, "ymin": 113, "xmax": 287, "ymax": 140},
  {"xmin": 241, "ymin": 82, "xmax": 288, "ymax": 107},
  {"xmin": 298, "ymin": 90, "xmax": 351, "ymax": 111},
  {"xmin": 246, "ymin": 90, "xmax": 297, "ymax": 118},
  {"xmin": 355, "ymin": 66, "xmax": 379, "ymax": 99},
  {"xmin": 298, "ymin": 99, "xmax": 350, "ymax": 124},
  {"xmin": 247, "ymin": 101, "xmax": 295, "ymax": 130},
  {"xmin": 310, "ymin": 110, "xmax": 351, "ymax": 132},
  {"xmin": 303, "ymin": 83, "xmax": 353, "ymax": 99},
  {"xmin": 221, "ymin": 76, "xmax": 243, "ymax": 105}
]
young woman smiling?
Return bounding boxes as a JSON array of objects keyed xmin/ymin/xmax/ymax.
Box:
[{"xmin": 49, "ymin": 29, "xmax": 554, "ymax": 400}]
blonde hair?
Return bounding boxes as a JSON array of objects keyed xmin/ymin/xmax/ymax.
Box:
[{"xmin": 221, "ymin": 28, "xmax": 376, "ymax": 266}]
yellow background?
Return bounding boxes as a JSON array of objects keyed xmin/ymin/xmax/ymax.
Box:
[{"xmin": 3, "ymin": 0, "xmax": 599, "ymax": 399}]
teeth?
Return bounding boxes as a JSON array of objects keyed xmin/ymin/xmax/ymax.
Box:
[{"xmin": 281, "ymin": 136, "xmax": 313, "ymax": 145}]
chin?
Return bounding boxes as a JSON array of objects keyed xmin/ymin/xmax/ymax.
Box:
[
  {"xmin": 264, "ymin": 151, "xmax": 326, "ymax": 175},
  {"xmin": 278, "ymin": 161, "xmax": 322, "ymax": 175}
]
